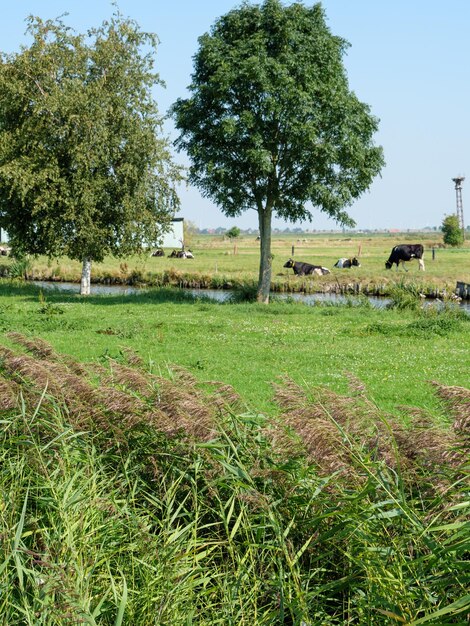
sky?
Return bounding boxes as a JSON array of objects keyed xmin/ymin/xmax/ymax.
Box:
[{"xmin": 1, "ymin": 0, "xmax": 470, "ymax": 232}]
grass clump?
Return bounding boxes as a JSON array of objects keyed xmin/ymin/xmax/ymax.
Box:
[
  {"xmin": 7, "ymin": 255, "xmax": 33, "ymax": 281},
  {"xmin": 386, "ymin": 282, "xmax": 426, "ymax": 311},
  {"xmin": 0, "ymin": 334, "xmax": 469, "ymax": 624},
  {"xmin": 364, "ymin": 301, "xmax": 469, "ymax": 339},
  {"xmin": 405, "ymin": 314, "xmax": 462, "ymax": 337}
]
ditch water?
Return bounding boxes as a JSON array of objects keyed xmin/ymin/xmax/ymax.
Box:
[{"xmin": 32, "ymin": 280, "xmax": 470, "ymax": 312}]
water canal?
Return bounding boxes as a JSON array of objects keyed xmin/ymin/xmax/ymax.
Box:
[{"xmin": 32, "ymin": 280, "xmax": 470, "ymax": 312}]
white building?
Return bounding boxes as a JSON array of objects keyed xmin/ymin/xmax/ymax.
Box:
[{"xmin": 160, "ymin": 218, "xmax": 184, "ymax": 249}]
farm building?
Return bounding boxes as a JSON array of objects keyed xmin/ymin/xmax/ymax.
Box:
[{"xmin": 160, "ymin": 218, "xmax": 184, "ymax": 249}]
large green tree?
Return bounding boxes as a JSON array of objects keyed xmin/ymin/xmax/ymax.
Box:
[
  {"xmin": 0, "ymin": 13, "xmax": 181, "ymax": 294},
  {"xmin": 172, "ymin": 0, "xmax": 384, "ymax": 302}
]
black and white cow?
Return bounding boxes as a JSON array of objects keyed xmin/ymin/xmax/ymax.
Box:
[
  {"xmin": 334, "ymin": 257, "xmax": 361, "ymax": 268},
  {"xmin": 168, "ymin": 249, "xmax": 186, "ymax": 258},
  {"xmin": 168, "ymin": 249, "xmax": 194, "ymax": 259},
  {"xmin": 150, "ymin": 248, "xmax": 164, "ymax": 257},
  {"xmin": 385, "ymin": 244, "xmax": 425, "ymax": 271},
  {"xmin": 283, "ymin": 259, "xmax": 330, "ymax": 276}
]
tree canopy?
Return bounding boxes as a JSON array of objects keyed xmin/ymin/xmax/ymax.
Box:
[
  {"xmin": 0, "ymin": 12, "xmax": 182, "ymax": 293},
  {"xmin": 226, "ymin": 226, "xmax": 241, "ymax": 239},
  {"xmin": 172, "ymin": 0, "xmax": 384, "ymax": 302},
  {"xmin": 441, "ymin": 214, "xmax": 464, "ymax": 247}
]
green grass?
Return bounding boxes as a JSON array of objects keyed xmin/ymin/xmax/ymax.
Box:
[
  {"xmin": 1, "ymin": 238, "xmax": 469, "ymax": 625},
  {"xmin": 0, "ymin": 332, "xmax": 468, "ymax": 625},
  {"xmin": 0, "ymin": 281, "xmax": 469, "ymax": 419}
]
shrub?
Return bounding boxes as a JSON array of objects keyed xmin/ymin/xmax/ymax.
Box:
[
  {"xmin": 441, "ymin": 214, "xmax": 464, "ymax": 247},
  {"xmin": 226, "ymin": 226, "xmax": 241, "ymax": 239}
]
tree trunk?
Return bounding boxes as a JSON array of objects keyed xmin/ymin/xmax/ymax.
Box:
[
  {"xmin": 257, "ymin": 205, "xmax": 272, "ymax": 304},
  {"xmin": 80, "ymin": 257, "xmax": 92, "ymax": 296}
]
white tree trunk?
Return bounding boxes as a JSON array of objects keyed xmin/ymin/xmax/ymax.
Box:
[{"xmin": 80, "ymin": 257, "xmax": 92, "ymax": 295}]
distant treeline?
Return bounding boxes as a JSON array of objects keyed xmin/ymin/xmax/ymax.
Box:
[{"xmin": 197, "ymin": 226, "xmax": 457, "ymax": 236}]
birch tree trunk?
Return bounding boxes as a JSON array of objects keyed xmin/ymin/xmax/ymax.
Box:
[
  {"xmin": 257, "ymin": 204, "xmax": 272, "ymax": 304},
  {"xmin": 80, "ymin": 257, "xmax": 92, "ymax": 296}
]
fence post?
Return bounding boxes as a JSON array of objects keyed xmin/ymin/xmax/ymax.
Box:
[
  {"xmin": 432, "ymin": 247, "xmax": 436, "ymax": 261},
  {"xmin": 291, "ymin": 245, "xmax": 295, "ymax": 257}
]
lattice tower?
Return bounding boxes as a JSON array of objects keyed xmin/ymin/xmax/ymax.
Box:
[{"xmin": 452, "ymin": 176, "xmax": 465, "ymax": 237}]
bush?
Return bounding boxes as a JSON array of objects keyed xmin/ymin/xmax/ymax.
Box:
[
  {"xmin": 441, "ymin": 214, "xmax": 464, "ymax": 247},
  {"xmin": 226, "ymin": 226, "xmax": 241, "ymax": 239}
]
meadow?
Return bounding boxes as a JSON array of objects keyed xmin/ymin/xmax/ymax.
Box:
[
  {"xmin": 1, "ymin": 237, "xmax": 469, "ymax": 624},
  {"xmin": 0, "ymin": 281, "xmax": 469, "ymax": 416},
  {"xmin": 0, "ymin": 287, "xmax": 469, "ymax": 624},
  {"xmin": 2, "ymin": 232, "xmax": 470, "ymax": 297}
]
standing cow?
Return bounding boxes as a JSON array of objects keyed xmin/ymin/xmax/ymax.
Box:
[
  {"xmin": 385, "ymin": 244, "xmax": 425, "ymax": 271},
  {"xmin": 283, "ymin": 259, "xmax": 330, "ymax": 276}
]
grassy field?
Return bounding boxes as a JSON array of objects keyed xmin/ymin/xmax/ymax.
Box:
[
  {"xmin": 2, "ymin": 232, "xmax": 470, "ymax": 296},
  {"xmin": 2, "ymin": 234, "xmax": 470, "ymax": 624},
  {"xmin": 1, "ymin": 280, "xmax": 469, "ymax": 624},
  {"xmin": 1, "ymin": 307, "xmax": 469, "ymax": 624},
  {"xmin": 0, "ymin": 281, "xmax": 469, "ymax": 417}
]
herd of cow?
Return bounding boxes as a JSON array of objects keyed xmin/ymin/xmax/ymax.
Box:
[
  {"xmin": 150, "ymin": 243, "xmax": 426, "ymax": 276},
  {"xmin": 283, "ymin": 244, "xmax": 425, "ymax": 276},
  {"xmin": 0, "ymin": 241, "xmax": 425, "ymax": 273}
]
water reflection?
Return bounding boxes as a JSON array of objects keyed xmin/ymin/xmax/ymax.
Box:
[
  {"xmin": 33, "ymin": 280, "xmax": 143, "ymax": 296},
  {"xmin": 32, "ymin": 280, "xmax": 469, "ymax": 312}
]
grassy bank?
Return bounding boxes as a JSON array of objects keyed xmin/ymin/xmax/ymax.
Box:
[
  {"xmin": 1, "ymin": 233, "xmax": 469, "ymax": 297},
  {"xmin": 1, "ymin": 334, "xmax": 469, "ymax": 625}
]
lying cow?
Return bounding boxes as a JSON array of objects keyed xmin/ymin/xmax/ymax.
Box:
[
  {"xmin": 168, "ymin": 249, "xmax": 182, "ymax": 258},
  {"xmin": 385, "ymin": 244, "xmax": 425, "ymax": 271},
  {"xmin": 0, "ymin": 246, "xmax": 11, "ymax": 256},
  {"xmin": 334, "ymin": 257, "xmax": 361, "ymax": 269},
  {"xmin": 283, "ymin": 259, "xmax": 330, "ymax": 276},
  {"xmin": 168, "ymin": 249, "xmax": 194, "ymax": 259},
  {"xmin": 150, "ymin": 248, "xmax": 164, "ymax": 257}
]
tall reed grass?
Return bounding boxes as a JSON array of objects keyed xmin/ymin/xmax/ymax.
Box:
[{"xmin": 0, "ymin": 334, "xmax": 468, "ymax": 624}]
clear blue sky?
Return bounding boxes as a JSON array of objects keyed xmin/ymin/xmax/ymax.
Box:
[{"xmin": 2, "ymin": 1, "xmax": 470, "ymax": 231}]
